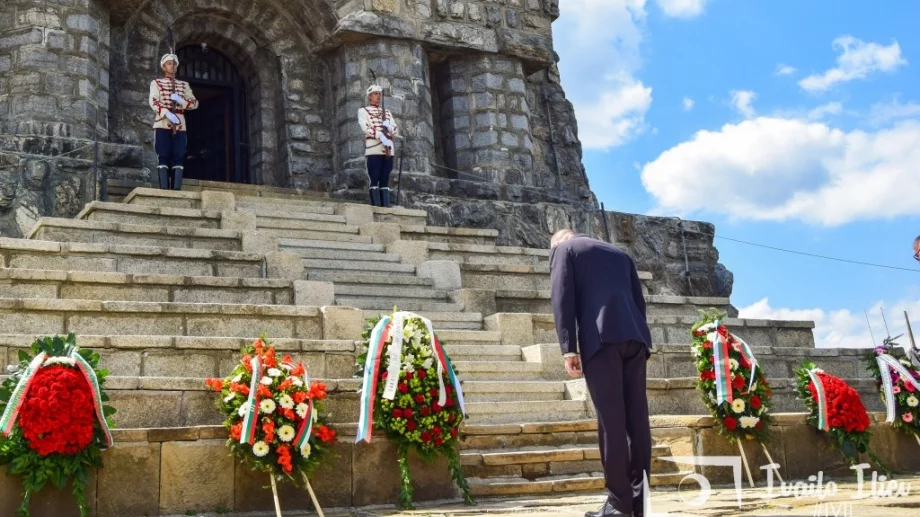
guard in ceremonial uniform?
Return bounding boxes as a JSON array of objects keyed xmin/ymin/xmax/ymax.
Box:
[
  {"xmin": 149, "ymin": 53, "xmax": 198, "ymax": 190},
  {"xmin": 357, "ymin": 84, "xmax": 398, "ymax": 207}
]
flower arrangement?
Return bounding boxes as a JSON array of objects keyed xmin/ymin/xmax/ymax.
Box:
[
  {"xmin": 793, "ymin": 360, "xmax": 888, "ymax": 472},
  {"xmin": 205, "ymin": 337, "xmax": 337, "ymax": 486},
  {"xmin": 357, "ymin": 310, "xmax": 473, "ymax": 509},
  {"xmin": 0, "ymin": 334, "xmax": 115, "ymax": 517},
  {"xmin": 863, "ymin": 345, "xmax": 920, "ymax": 437},
  {"xmin": 690, "ymin": 310, "xmax": 773, "ymax": 443}
]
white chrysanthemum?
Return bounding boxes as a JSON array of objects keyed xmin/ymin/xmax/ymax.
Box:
[
  {"xmin": 252, "ymin": 441, "xmax": 270, "ymax": 457},
  {"xmin": 223, "ymin": 393, "xmax": 237, "ymax": 403},
  {"xmin": 268, "ymin": 368, "xmax": 283, "ymax": 377},
  {"xmin": 278, "ymin": 394, "xmax": 295, "ymax": 409},
  {"xmin": 422, "ymin": 357, "xmax": 434, "ymax": 370},
  {"xmin": 908, "ymin": 396, "xmax": 920, "ymax": 408},
  {"xmin": 238, "ymin": 401, "xmax": 251, "ymax": 417},
  {"xmin": 278, "ymin": 425, "xmax": 296, "ymax": 443},
  {"xmin": 698, "ymin": 322, "xmax": 717, "ymax": 333},
  {"xmin": 232, "ymin": 373, "xmax": 243, "ymax": 383},
  {"xmin": 300, "ymin": 443, "xmax": 312, "ymax": 459},
  {"xmin": 729, "ymin": 359, "xmax": 739, "ymax": 371},
  {"xmin": 281, "ymin": 363, "xmax": 293, "ymax": 371},
  {"xmin": 739, "ymin": 416, "xmax": 760, "ymax": 429},
  {"xmin": 260, "ymin": 376, "xmax": 273, "ymax": 385},
  {"xmin": 731, "ymin": 399, "xmax": 746, "ymax": 414},
  {"xmin": 291, "ymin": 377, "xmax": 304, "ymax": 387},
  {"xmin": 260, "ymin": 399, "xmax": 277, "ymax": 414},
  {"xmin": 296, "ymin": 403, "xmax": 310, "ymax": 419},
  {"xmin": 43, "ymin": 356, "xmax": 76, "ymax": 367}
]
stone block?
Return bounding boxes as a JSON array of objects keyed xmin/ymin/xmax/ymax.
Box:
[
  {"xmin": 241, "ymin": 232, "xmax": 278, "ymax": 254},
  {"xmin": 353, "ymin": 440, "xmax": 456, "ymax": 506},
  {"xmin": 359, "ymin": 222, "xmax": 401, "ymax": 245},
  {"xmin": 265, "ymin": 251, "xmax": 305, "ymax": 281},
  {"xmin": 221, "ymin": 211, "xmax": 256, "ymax": 231},
  {"xmin": 159, "ymin": 440, "xmax": 235, "ymax": 514},
  {"xmin": 417, "ymin": 260, "xmax": 462, "ymax": 290},
  {"xmin": 293, "ymin": 280, "xmax": 335, "ymax": 306},
  {"xmin": 779, "ymin": 424, "xmax": 851, "ymax": 480},
  {"xmin": 485, "ymin": 313, "xmax": 535, "ymax": 346},
  {"xmin": 307, "ymin": 440, "xmax": 356, "ymax": 508},
  {"xmin": 0, "ymin": 469, "xmax": 96, "ymax": 517},
  {"xmin": 386, "ymin": 239, "xmax": 429, "ymax": 265},
  {"xmin": 108, "ymin": 391, "xmax": 183, "ymax": 428},
  {"xmin": 451, "ymin": 288, "xmax": 496, "ymax": 316},
  {"xmin": 337, "ymin": 204, "xmax": 374, "ymax": 226},
  {"xmin": 200, "ymin": 191, "xmax": 235, "ymax": 211},
  {"xmin": 322, "ymin": 305, "xmax": 365, "ymax": 340}
]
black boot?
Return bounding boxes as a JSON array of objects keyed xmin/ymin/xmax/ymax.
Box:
[
  {"xmin": 171, "ymin": 166, "xmax": 184, "ymax": 191},
  {"xmin": 157, "ymin": 166, "xmax": 169, "ymax": 190},
  {"xmin": 369, "ymin": 187, "xmax": 380, "ymax": 206},
  {"xmin": 380, "ymin": 187, "xmax": 390, "ymax": 208}
]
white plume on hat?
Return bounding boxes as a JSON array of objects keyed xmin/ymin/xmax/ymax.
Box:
[
  {"xmin": 161, "ymin": 54, "xmax": 179, "ymax": 68},
  {"xmin": 366, "ymin": 84, "xmax": 382, "ymax": 97}
]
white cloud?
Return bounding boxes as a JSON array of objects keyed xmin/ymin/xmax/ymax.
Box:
[
  {"xmin": 799, "ymin": 36, "xmax": 907, "ymax": 93},
  {"xmin": 683, "ymin": 97, "xmax": 695, "ymax": 111},
  {"xmin": 730, "ymin": 90, "xmax": 756, "ymax": 118},
  {"xmin": 775, "ymin": 63, "xmax": 797, "ymax": 76},
  {"xmin": 573, "ymin": 79, "xmax": 653, "ymax": 148},
  {"xmin": 739, "ymin": 297, "xmax": 920, "ymax": 350},
  {"xmin": 806, "ymin": 102, "xmax": 844, "ymax": 121},
  {"xmin": 654, "ymin": 0, "xmax": 709, "ymax": 18},
  {"xmin": 640, "ymin": 117, "xmax": 920, "ymax": 225},
  {"xmin": 869, "ymin": 97, "xmax": 920, "ymax": 126}
]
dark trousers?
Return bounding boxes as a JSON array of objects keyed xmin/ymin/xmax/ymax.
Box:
[
  {"xmin": 366, "ymin": 154, "xmax": 394, "ymax": 189},
  {"xmin": 155, "ymin": 129, "xmax": 187, "ymax": 190},
  {"xmin": 583, "ymin": 341, "xmax": 651, "ymax": 516}
]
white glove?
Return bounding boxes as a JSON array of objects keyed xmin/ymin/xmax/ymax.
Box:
[
  {"xmin": 379, "ymin": 133, "xmax": 393, "ymax": 149},
  {"xmin": 382, "ymin": 120, "xmax": 393, "ymax": 132},
  {"xmin": 165, "ymin": 112, "xmax": 181, "ymax": 125},
  {"xmin": 170, "ymin": 93, "xmax": 184, "ymax": 104}
]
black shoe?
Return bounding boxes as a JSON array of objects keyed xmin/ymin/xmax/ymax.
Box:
[
  {"xmin": 585, "ymin": 500, "xmax": 631, "ymax": 517},
  {"xmin": 171, "ymin": 166, "xmax": 184, "ymax": 191},
  {"xmin": 157, "ymin": 166, "xmax": 169, "ymax": 190},
  {"xmin": 380, "ymin": 187, "xmax": 390, "ymax": 208},
  {"xmin": 369, "ymin": 187, "xmax": 380, "ymax": 206}
]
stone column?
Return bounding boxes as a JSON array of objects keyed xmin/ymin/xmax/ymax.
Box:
[
  {"xmin": 0, "ymin": 0, "xmax": 110, "ymax": 139},
  {"xmin": 438, "ymin": 54, "xmax": 534, "ymax": 184},
  {"xmin": 331, "ymin": 39, "xmax": 435, "ymax": 190}
]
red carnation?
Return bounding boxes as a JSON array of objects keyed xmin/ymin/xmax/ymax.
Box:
[
  {"xmin": 450, "ymin": 427, "xmax": 459, "ymax": 438},
  {"xmin": 445, "ymin": 398, "xmax": 455, "ymax": 408},
  {"xmin": 421, "ymin": 431, "xmax": 432, "ymax": 443},
  {"xmin": 433, "ymin": 426, "xmax": 442, "ymax": 436},
  {"xmin": 445, "ymin": 385, "xmax": 452, "ymax": 395},
  {"xmin": 448, "ymin": 413, "xmax": 456, "ymax": 423},
  {"xmin": 415, "ymin": 394, "xmax": 425, "ymax": 404},
  {"xmin": 421, "ymin": 406, "xmax": 431, "ymax": 416},
  {"xmin": 417, "ymin": 370, "xmax": 427, "ymax": 379},
  {"xmin": 407, "ymin": 420, "xmax": 417, "ymax": 431},
  {"xmin": 405, "ymin": 371, "xmax": 413, "ymax": 380},
  {"xmin": 755, "ymin": 421, "xmax": 763, "ymax": 430},
  {"xmin": 703, "ymin": 341, "xmax": 712, "ymax": 350},
  {"xmin": 723, "ymin": 417, "xmax": 738, "ymax": 430},
  {"xmin": 430, "ymin": 388, "xmax": 438, "ymax": 397},
  {"xmin": 392, "ymin": 408, "xmax": 404, "ymax": 419},
  {"xmin": 433, "ymin": 403, "xmax": 442, "ymax": 413},
  {"xmin": 398, "ymin": 383, "xmax": 409, "ymax": 394},
  {"xmin": 19, "ymin": 366, "xmax": 95, "ymax": 456},
  {"xmin": 434, "ymin": 438, "xmax": 444, "ymax": 447},
  {"xmin": 750, "ymin": 395, "xmax": 762, "ymax": 409},
  {"xmin": 732, "ymin": 376, "xmax": 745, "ymax": 390},
  {"xmin": 403, "ymin": 408, "xmax": 414, "ymax": 418}
]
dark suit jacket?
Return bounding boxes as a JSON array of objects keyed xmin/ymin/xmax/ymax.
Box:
[{"xmin": 550, "ymin": 234, "xmax": 652, "ymax": 362}]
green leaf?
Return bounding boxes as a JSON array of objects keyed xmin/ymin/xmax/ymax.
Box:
[{"xmin": 17, "ymin": 350, "xmax": 30, "ymax": 363}]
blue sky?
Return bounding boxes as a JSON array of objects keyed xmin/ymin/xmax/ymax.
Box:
[{"xmin": 554, "ymin": 0, "xmax": 920, "ymax": 348}]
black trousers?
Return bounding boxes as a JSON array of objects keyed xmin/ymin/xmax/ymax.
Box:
[
  {"xmin": 583, "ymin": 341, "xmax": 651, "ymax": 516},
  {"xmin": 155, "ymin": 129, "xmax": 187, "ymax": 168},
  {"xmin": 366, "ymin": 154, "xmax": 394, "ymax": 189}
]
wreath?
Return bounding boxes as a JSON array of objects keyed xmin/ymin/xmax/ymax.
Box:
[
  {"xmin": 793, "ymin": 360, "xmax": 889, "ymax": 473},
  {"xmin": 205, "ymin": 337, "xmax": 337, "ymax": 487},
  {"xmin": 0, "ymin": 334, "xmax": 115, "ymax": 517},
  {"xmin": 690, "ymin": 310, "xmax": 774, "ymax": 443},
  {"xmin": 357, "ymin": 310, "xmax": 473, "ymax": 509},
  {"xmin": 863, "ymin": 345, "xmax": 920, "ymax": 437}
]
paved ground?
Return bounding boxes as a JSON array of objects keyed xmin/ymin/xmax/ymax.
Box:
[{"xmin": 171, "ymin": 475, "xmax": 920, "ymax": 517}]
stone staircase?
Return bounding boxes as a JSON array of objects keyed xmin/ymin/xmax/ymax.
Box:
[{"xmin": 0, "ymin": 179, "xmax": 881, "ymax": 505}]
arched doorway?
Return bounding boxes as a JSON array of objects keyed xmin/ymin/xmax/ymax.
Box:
[{"xmin": 177, "ymin": 45, "xmax": 250, "ymax": 184}]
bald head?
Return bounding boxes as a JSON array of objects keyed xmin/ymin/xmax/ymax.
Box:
[{"xmin": 551, "ymin": 229, "xmax": 576, "ymax": 248}]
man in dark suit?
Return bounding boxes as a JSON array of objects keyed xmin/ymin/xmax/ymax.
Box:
[{"xmin": 550, "ymin": 229, "xmax": 652, "ymax": 517}]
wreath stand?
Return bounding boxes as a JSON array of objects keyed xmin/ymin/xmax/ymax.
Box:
[{"xmin": 268, "ymin": 474, "xmax": 326, "ymax": 517}]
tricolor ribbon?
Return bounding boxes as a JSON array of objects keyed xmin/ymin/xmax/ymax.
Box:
[
  {"xmin": 294, "ymin": 359, "xmax": 314, "ymax": 452},
  {"xmin": 0, "ymin": 350, "xmax": 114, "ymax": 447},
  {"xmin": 356, "ymin": 312, "xmax": 465, "ymax": 443},
  {"xmin": 876, "ymin": 353, "xmax": 920, "ymax": 423},
  {"xmin": 240, "ymin": 354, "xmax": 263, "ymax": 445},
  {"xmin": 807, "ymin": 368, "xmax": 830, "ymax": 432},
  {"xmin": 709, "ymin": 320, "xmax": 759, "ymax": 406}
]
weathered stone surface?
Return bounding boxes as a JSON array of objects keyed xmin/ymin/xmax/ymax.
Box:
[
  {"xmin": 159, "ymin": 440, "xmax": 235, "ymax": 513},
  {"xmin": 96, "ymin": 443, "xmax": 160, "ymax": 517}
]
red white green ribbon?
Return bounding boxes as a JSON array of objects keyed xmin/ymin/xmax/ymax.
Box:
[
  {"xmin": 876, "ymin": 353, "xmax": 920, "ymax": 423},
  {"xmin": 710, "ymin": 320, "xmax": 759, "ymax": 406},
  {"xmin": 294, "ymin": 399, "xmax": 314, "ymax": 451},
  {"xmin": 432, "ymin": 335, "xmax": 466, "ymax": 414},
  {"xmin": 807, "ymin": 368, "xmax": 830, "ymax": 432},
  {"xmin": 240, "ymin": 354, "xmax": 263, "ymax": 445},
  {"xmin": 1, "ymin": 350, "xmax": 113, "ymax": 447},
  {"xmin": 356, "ymin": 315, "xmax": 391, "ymax": 443}
]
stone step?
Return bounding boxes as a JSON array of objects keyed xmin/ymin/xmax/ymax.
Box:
[
  {"xmin": 466, "ymin": 471, "xmax": 693, "ymax": 497},
  {"xmin": 285, "ymin": 247, "xmax": 401, "ymax": 262},
  {"xmin": 0, "ymin": 334, "xmax": 356, "ymax": 379},
  {"xmin": 279, "ymin": 238, "xmax": 384, "ymax": 253},
  {"xmin": 362, "ymin": 310, "xmax": 483, "ymax": 330},
  {"xmin": 237, "ymin": 206, "xmax": 348, "ymax": 224},
  {"xmin": 436, "ymin": 329, "xmax": 502, "ymax": 345},
  {"xmin": 335, "ymin": 285, "xmax": 448, "ymax": 300},
  {"xmin": 303, "ymin": 258, "xmax": 416, "ymax": 274},
  {"xmin": 307, "ymin": 271, "xmax": 433, "ymax": 287},
  {"xmin": 460, "ymin": 380, "xmax": 564, "ymax": 401},
  {"xmin": 255, "ymin": 217, "xmax": 355, "ymax": 234},
  {"xmin": 427, "ymin": 241, "xmax": 549, "ymax": 266},
  {"xmin": 0, "ymin": 238, "xmax": 265, "ymax": 278},
  {"xmin": 451, "ymin": 361, "xmax": 545, "ymax": 381},
  {"xmin": 0, "ymin": 298, "xmax": 323, "ymax": 339},
  {"xmin": 339, "ymin": 297, "xmax": 462, "ymax": 313},
  {"xmin": 77, "ymin": 201, "xmax": 222, "ymax": 229},
  {"xmin": 27, "ymin": 218, "xmax": 242, "ymax": 251},
  {"xmin": 260, "ymin": 227, "xmax": 370, "ymax": 243},
  {"xmin": 0, "ymin": 268, "xmax": 296, "ymax": 305},
  {"xmin": 442, "ymin": 345, "xmax": 523, "ymax": 363},
  {"xmin": 235, "ymin": 196, "xmax": 337, "ymax": 215},
  {"xmin": 400, "ymin": 225, "xmax": 499, "ymax": 245},
  {"xmin": 124, "ymin": 187, "xmax": 202, "ymax": 209},
  {"xmin": 461, "ymin": 265, "xmax": 654, "ymax": 292},
  {"xmin": 495, "ymin": 291, "xmax": 731, "ymax": 317},
  {"xmin": 464, "ymin": 400, "xmax": 590, "ymax": 424}
]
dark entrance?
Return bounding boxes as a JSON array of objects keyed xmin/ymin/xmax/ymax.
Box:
[{"xmin": 177, "ymin": 45, "xmax": 250, "ymax": 183}]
